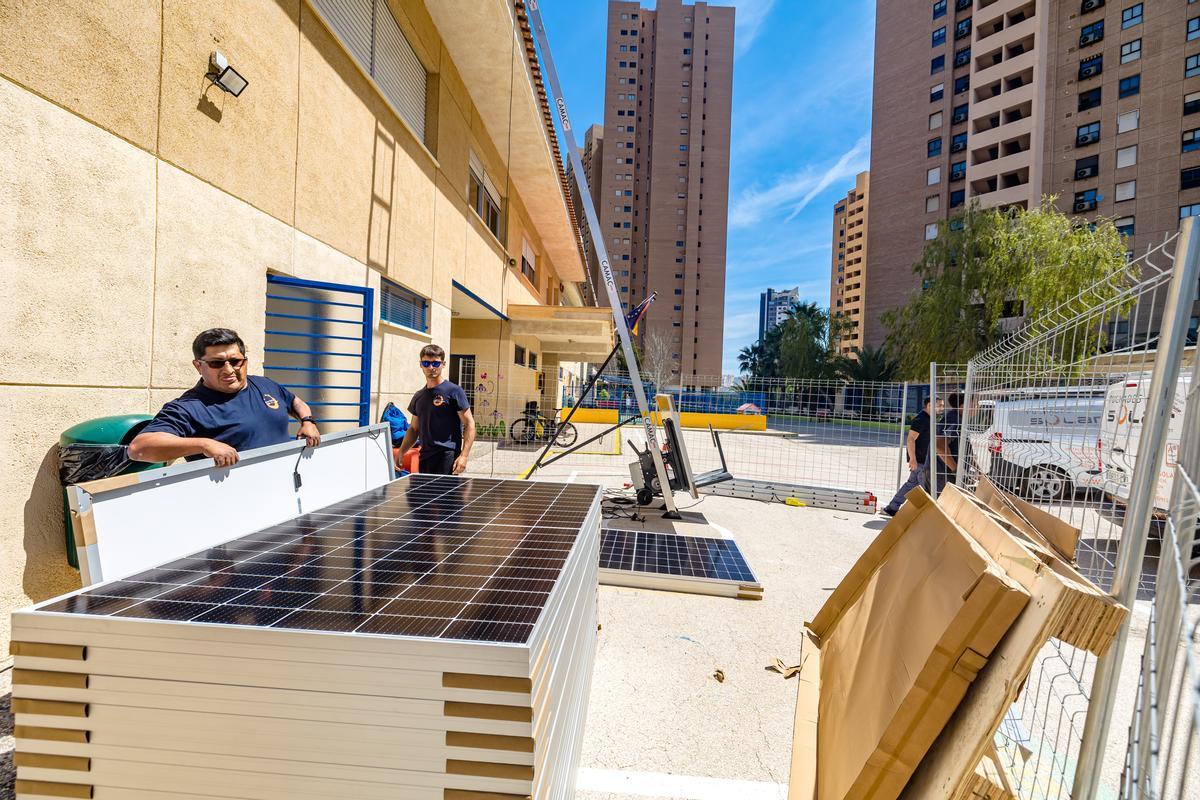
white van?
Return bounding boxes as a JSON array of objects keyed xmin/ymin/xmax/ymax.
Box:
[
  {"xmin": 1098, "ymin": 373, "xmax": 1191, "ymax": 512},
  {"xmin": 968, "ymin": 387, "xmax": 1106, "ymax": 501}
]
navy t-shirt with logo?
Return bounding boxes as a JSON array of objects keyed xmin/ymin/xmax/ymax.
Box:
[
  {"xmin": 142, "ymin": 375, "xmax": 297, "ymax": 460},
  {"xmin": 408, "ymin": 381, "xmax": 469, "ymax": 453}
]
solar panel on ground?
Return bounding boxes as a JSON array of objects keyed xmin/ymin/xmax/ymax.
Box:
[
  {"xmin": 598, "ymin": 528, "xmax": 763, "ymax": 599},
  {"xmin": 11, "ymin": 475, "xmax": 602, "ymax": 799}
]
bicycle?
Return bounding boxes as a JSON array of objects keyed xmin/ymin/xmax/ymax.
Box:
[{"xmin": 509, "ymin": 403, "xmax": 578, "ymax": 448}]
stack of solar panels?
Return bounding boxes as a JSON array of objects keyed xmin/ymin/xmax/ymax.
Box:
[{"xmin": 10, "ymin": 475, "xmax": 601, "ymax": 800}]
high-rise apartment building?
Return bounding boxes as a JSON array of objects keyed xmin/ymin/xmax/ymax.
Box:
[
  {"xmin": 758, "ymin": 286, "xmax": 801, "ymax": 341},
  {"xmin": 830, "ymin": 171, "xmax": 870, "ymax": 356},
  {"xmin": 865, "ymin": 0, "xmax": 1200, "ymax": 348},
  {"xmin": 593, "ymin": 0, "xmax": 735, "ymax": 385},
  {"xmin": 571, "ymin": 124, "xmax": 607, "ymax": 303}
]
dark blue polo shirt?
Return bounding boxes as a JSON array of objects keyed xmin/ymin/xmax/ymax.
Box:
[
  {"xmin": 143, "ymin": 376, "xmax": 297, "ymax": 460},
  {"xmin": 408, "ymin": 380, "xmax": 469, "ymax": 453}
]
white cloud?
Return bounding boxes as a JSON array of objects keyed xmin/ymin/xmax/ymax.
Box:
[
  {"xmin": 728, "ymin": 136, "xmax": 870, "ymax": 229},
  {"xmin": 734, "ymin": 0, "xmax": 777, "ymax": 57}
]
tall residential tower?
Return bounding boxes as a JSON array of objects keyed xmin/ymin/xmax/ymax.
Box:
[{"xmin": 594, "ymin": 0, "xmax": 735, "ymax": 385}]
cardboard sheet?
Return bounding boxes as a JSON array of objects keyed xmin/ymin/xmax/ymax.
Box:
[{"xmin": 803, "ymin": 488, "xmax": 1030, "ymax": 800}]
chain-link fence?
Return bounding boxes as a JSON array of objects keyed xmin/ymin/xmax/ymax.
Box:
[{"xmin": 954, "ymin": 220, "xmax": 1200, "ymax": 799}]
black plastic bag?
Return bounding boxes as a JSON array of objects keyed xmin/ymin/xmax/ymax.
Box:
[{"xmin": 59, "ymin": 444, "xmax": 134, "ymax": 485}]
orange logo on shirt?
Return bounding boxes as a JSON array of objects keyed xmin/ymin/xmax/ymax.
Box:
[
  {"xmin": 432, "ymin": 395, "xmax": 446, "ymax": 407},
  {"xmin": 263, "ymin": 394, "xmax": 280, "ymax": 410}
]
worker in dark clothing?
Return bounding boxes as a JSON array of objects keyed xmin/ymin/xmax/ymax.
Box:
[
  {"xmin": 935, "ymin": 391, "xmax": 965, "ymax": 489},
  {"xmin": 398, "ymin": 344, "xmax": 476, "ymax": 475},
  {"xmin": 129, "ymin": 328, "xmax": 320, "ymax": 467},
  {"xmin": 881, "ymin": 396, "xmax": 943, "ymax": 516}
]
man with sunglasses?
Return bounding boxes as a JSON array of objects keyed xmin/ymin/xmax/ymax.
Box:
[
  {"xmin": 129, "ymin": 328, "xmax": 320, "ymax": 468},
  {"xmin": 397, "ymin": 344, "xmax": 475, "ymax": 475}
]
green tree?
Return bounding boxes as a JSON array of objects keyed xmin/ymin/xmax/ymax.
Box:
[
  {"xmin": 776, "ymin": 302, "xmax": 839, "ymax": 380},
  {"xmin": 835, "ymin": 345, "xmax": 899, "ymax": 383},
  {"xmin": 884, "ymin": 198, "xmax": 1131, "ymax": 378}
]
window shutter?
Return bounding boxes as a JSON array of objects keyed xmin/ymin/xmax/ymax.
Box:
[
  {"xmin": 372, "ymin": 1, "xmax": 428, "ymax": 141},
  {"xmin": 311, "ymin": 0, "xmax": 373, "ymax": 72}
]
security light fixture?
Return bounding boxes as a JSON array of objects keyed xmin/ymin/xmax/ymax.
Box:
[{"xmin": 207, "ymin": 51, "xmax": 248, "ymax": 97}]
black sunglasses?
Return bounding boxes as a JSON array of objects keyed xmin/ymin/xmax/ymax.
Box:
[
  {"xmin": 420, "ymin": 360, "xmax": 443, "ymax": 368},
  {"xmin": 201, "ymin": 358, "xmax": 246, "ymax": 369}
]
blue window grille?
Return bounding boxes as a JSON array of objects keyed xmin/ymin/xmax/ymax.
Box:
[
  {"xmin": 264, "ymin": 274, "xmax": 373, "ymax": 430},
  {"xmin": 381, "ymin": 279, "xmax": 429, "ymax": 332}
]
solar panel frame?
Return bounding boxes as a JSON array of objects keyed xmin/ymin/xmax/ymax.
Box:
[{"xmin": 598, "ymin": 528, "xmax": 762, "ymax": 598}]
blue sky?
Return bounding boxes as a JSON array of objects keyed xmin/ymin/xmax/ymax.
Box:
[{"xmin": 540, "ymin": 0, "xmax": 877, "ymax": 375}]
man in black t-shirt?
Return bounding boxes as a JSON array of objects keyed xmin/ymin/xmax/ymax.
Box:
[
  {"xmin": 881, "ymin": 396, "xmax": 943, "ymax": 516},
  {"xmin": 398, "ymin": 344, "xmax": 476, "ymax": 475},
  {"xmin": 935, "ymin": 391, "xmax": 964, "ymax": 489}
]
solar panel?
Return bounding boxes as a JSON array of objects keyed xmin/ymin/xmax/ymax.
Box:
[
  {"xmin": 598, "ymin": 528, "xmax": 763, "ymax": 599},
  {"xmin": 42, "ymin": 474, "xmax": 600, "ymax": 645}
]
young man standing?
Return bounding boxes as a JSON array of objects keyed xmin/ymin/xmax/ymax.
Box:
[
  {"xmin": 881, "ymin": 396, "xmax": 942, "ymax": 516},
  {"xmin": 399, "ymin": 345, "xmax": 476, "ymax": 475},
  {"xmin": 129, "ymin": 328, "xmax": 320, "ymax": 467},
  {"xmin": 935, "ymin": 391, "xmax": 965, "ymax": 488}
]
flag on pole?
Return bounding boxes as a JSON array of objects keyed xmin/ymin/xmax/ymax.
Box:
[{"xmin": 624, "ymin": 292, "xmax": 656, "ymax": 334}]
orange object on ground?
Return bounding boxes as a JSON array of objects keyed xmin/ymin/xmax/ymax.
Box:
[{"xmin": 402, "ymin": 445, "xmax": 420, "ymax": 473}]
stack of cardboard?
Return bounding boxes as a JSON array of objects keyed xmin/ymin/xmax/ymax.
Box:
[{"xmin": 789, "ymin": 483, "xmax": 1127, "ymax": 800}]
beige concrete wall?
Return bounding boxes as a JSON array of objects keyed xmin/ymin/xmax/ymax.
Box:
[{"xmin": 0, "ymin": 0, "xmax": 580, "ymax": 656}]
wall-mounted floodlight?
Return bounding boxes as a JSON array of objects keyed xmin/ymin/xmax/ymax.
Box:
[{"xmin": 206, "ymin": 51, "xmax": 248, "ymax": 97}]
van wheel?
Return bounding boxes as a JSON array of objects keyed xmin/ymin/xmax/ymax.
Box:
[{"xmin": 1024, "ymin": 466, "xmax": 1069, "ymax": 502}]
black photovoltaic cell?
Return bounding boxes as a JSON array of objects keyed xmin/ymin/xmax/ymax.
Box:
[
  {"xmin": 39, "ymin": 475, "xmax": 598, "ymax": 644},
  {"xmin": 598, "ymin": 529, "xmax": 757, "ymax": 583}
]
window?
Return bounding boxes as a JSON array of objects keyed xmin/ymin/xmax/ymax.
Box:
[
  {"xmin": 933, "ymin": 0, "xmax": 947, "ymax": 19},
  {"xmin": 679, "ymin": 144, "xmax": 688, "ymax": 151},
  {"xmin": 924, "ymin": 223, "xmax": 939, "ymax": 240},
  {"xmin": 1077, "ymin": 121, "xmax": 1101, "ymax": 146},
  {"xmin": 952, "ymin": 103, "xmax": 969, "ymax": 124},
  {"xmin": 930, "ymin": 83, "xmax": 945, "ymax": 102},
  {"xmin": 954, "ymin": 47, "xmax": 971, "ymax": 67},
  {"xmin": 1185, "ymin": 129, "xmax": 1200, "ymax": 153},
  {"xmin": 514, "ymin": 344, "xmax": 526, "ymax": 366},
  {"xmin": 1120, "ymin": 39, "xmax": 1141, "ymax": 63},
  {"xmin": 313, "ymin": 0, "xmax": 430, "ymax": 143},
  {"xmin": 1115, "ymin": 180, "xmax": 1136, "ymax": 201},
  {"xmin": 950, "ymin": 189, "xmax": 965, "ymax": 208},
  {"xmin": 1188, "ymin": 54, "xmax": 1200, "ymax": 78},
  {"xmin": 1079, "ymin": 55, "xmax": 1103, "ymax": 80},
  {"xmin": 928, "ymin": 137, "xmax": 943, "ymax": 157},
  {"xmin": 1117, "ymin": 109, "xmax": 1139, "ymax": 133},
  {"xmin": 1115, "ymin": 216, "xmax": 1134, "ymax": 236},
  {"xmin": 1187, "ymin": 91, "xmax": 1200, "ymax": 115},
  {"xmin": 1182, "ymin": 167, "xmax": 1200, "ymax": 190},
  {"xmin": 1080, "ymin": 20, "xmax": 1105, "ymax": 46},
  {"xmin": 950, "ymin": 161, "xmax": 966, "ymax": 181},
  {"xmin": 1190, "ymin": 17, "xmax": 1200, "ymax": 41},
  {"xmin": 1078, "ymin": 87, "xmax": 1102, "ymax": 111},
  {"xmin": 955, "ymin": 18, "xmax": 972, "ymax": 40},
  {"xmin": 528, "ymin": 352, "xmax": 538, "ymax": 371},
  {"xmin": 954, "ymin": 75, "xmax": 970, "ymax": 94},
  {"xmin": 950, "ymin": 131, "xmax": 968, "ymax": 152},
  {"xmin": 930, "ymin": 110, "xmax": 944, "ymax": 129},
  {"xmin": 1116, "ymin": 144, "xmax": 1138, "ymax": 168},
  {"xmin": 1121, "ymin": 4, "xmax": 1142, "ymax": 29},
  {"xmin": 520, "ymin": 252, "xmax": 536, "ymax": 285},
  {"xmin": 1119, "ymin": 74, "xmax": 1140, "ymax": 98},
  {"xmin": 1074, "ymin": 188, "xmax": 1099, "ymax": 212},
  {"xmin": 931, "ymin": 54, "xmax": 945, "ymax": 74},
  {"xmin": 1075, "ymin": 154, "xmax": 1099, "ymax": 179},
  {"xmin": 380, "ymin": 280, "xmax": 429, "ymax": 332},
  {"xmin": 468, "ymin": 154, "xmax": 502, "ymax": 238},
  {"xmin": 927, "ymin": 166, "xmax": 942, "ymax": 185},
  {"xmin": 926, "ymin": 194, "xmax": 940, "ymax": 213},
  {"xmin": 1181, "ymin": 203, "xmax": 1200, "ymax": 219},
  {"xmin": 932, "ymin": 26, "xmax": 946, "ymax": 46}
]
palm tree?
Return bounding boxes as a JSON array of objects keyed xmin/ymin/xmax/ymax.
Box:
[
  {"xmin": 737, "ymin": 343, "xmax": 761, "ymax": 376},
  {"xmin": 836, "ymin": 345, "xmax": 900, "ymax": 383}
]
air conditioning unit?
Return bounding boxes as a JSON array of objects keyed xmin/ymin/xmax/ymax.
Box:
[
  {"xmin": 1081, "ymin": 0, "xmax": 1104, "ymax": 12},
  {"xmin": 951, "ymin": 140, "xmax": 967, "ymax": 153},
  {"xmin": 950, "ymin": 170, "xmax": 966, "ymax": 182},
  {"xmin": 952, "ymin": 110, "xmax": 968, "ymax": 124},
  {"xmin": 1077, "ymin": 131, "xmax": 1099, "ymax": 146},
  {"xmin": 1073, "ymin": 200, "xmax": 1097, "ymax": 213},
  {"xmin": 1075, "ymin": 165, "xmax": 1097, "ymax": 180},
  {"xmin": 1080, "ymin": 32, "xmax": 1100, "ymax": 46},
  {"xmin": 1080, "ymin": 64, "xmax": 1100, "ymax": 79}
]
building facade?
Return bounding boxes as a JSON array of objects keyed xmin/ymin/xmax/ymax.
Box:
[
  {"xmin": 830, "ymin": 171, "xmax": 871, "ymax": 356},
  {"xmin": 0, "ymin": 0, "xmax": 612, "ymax": 655},
  {"xmin": 758, "ymin": 287, "xmax": 801, "ymax": 342},
  {"xmin": 593, "ymin": 0, "xmax": 735, "ymax": 386},
  {"xmin": 865, "ymin": 0, "xmax": 1200, "ymax": 348}
]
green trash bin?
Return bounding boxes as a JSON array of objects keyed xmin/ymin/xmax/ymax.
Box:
[{"xmin": 58, "ymin": 414, "xmax": 162, "ymax": 569}]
